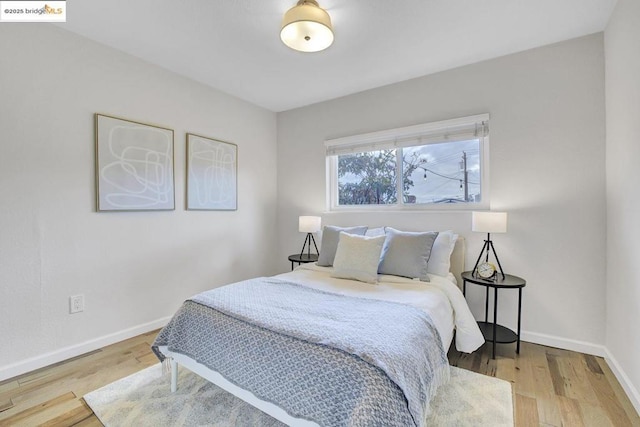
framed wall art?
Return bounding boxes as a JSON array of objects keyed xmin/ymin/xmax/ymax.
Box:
[
  {"xmin": 186, "ymin": 133, "xmax": 237, "ymax": 210},
  {"xmin": 95, "ymin": 114, "xmax": 175, "ymax": 211}
]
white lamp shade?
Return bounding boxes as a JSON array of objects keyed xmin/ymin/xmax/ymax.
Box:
[
  {"xmin": 299, "ymin": 216, "xmax": 321, "ymax": 233},
  {"xmin": 472, "ymin": 212, "xmax": 507, "ymax": 233},
  {"xmin": 281, "ymin": 0, "xmax": 334, "ymax": 53}
]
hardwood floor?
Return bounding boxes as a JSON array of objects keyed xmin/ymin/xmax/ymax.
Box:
[
  {"xmin": 449, "ymin": 342, "xmax": 640, "ymax": 426},
  {"xmin": 0, "ymin": 331, "xmax": 159, "ymax": 427},
  {"xmin": 1, "ymin": 332, "xmax": 638, "ymax": 426}
]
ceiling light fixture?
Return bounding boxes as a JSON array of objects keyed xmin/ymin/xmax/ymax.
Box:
[{"xmin": 280, "ymin": 0, "xmax": 334, "ymax": 53}]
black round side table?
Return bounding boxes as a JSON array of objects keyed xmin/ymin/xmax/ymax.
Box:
[
  {"xmin": 287, "ymin": 253, "xmax": 318, "ymax": 270},
  {"xmin": 461, "ymin": 271, "xmax": 526, "ymax": 359}
]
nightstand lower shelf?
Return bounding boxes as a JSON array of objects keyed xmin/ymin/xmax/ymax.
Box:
[
  {"xmin": 477, "ymin": 321, "xmax": 518, "ymax": 344},
  {"xmin": 461, "ymin": 271, "xmax": 526, "ymax": 359}
]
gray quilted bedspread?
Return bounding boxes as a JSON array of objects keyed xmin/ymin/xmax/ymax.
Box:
[{"xmin": 152, "ymin": 277, "xmax": 449, "ymax": 427}]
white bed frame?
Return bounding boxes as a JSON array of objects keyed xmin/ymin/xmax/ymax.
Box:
[
  {"xmin": 161, "ymin": 237, "xmax": 465, "ymax": 426},
  {"xmin": 159, "ymin": 346, "xmax": 319, "ymax": 426}
]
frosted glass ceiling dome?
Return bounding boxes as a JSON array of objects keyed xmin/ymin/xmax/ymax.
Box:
[{"xmin": 280, "ymin": 0, "xmax": 334, "ymax": 53}]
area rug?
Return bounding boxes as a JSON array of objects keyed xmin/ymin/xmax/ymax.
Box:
[{"xmin": 84, "ymin": 364, "xmax": 513, "ymax": 426}]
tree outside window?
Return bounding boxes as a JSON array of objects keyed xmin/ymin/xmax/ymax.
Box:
[{"xmin": 337, "ymin": 139, "xmax": 481, "ymax": 206}]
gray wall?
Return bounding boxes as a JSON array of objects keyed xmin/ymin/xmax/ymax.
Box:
[
  {"xmin": 277, "ymin": 34, "xmax": 606, "ymax": 353},
  {"xmin": 605, "ymin": 0, "xmax": 640, "ymax": 411},
  {"xmin": 0, "ymin": 24, "xmax": 278, "ymax": 379}
]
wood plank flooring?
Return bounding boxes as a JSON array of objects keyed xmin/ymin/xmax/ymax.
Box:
[
  {"xmin": 1, "ymin": 332, "xmax": 638, "ymax": 426},
  {"xmin": 0, "ymin": 331, "xmax": 159, "ymax": 427},
  {"xmin": 448, "ymin": 342, "xmax": 640, "ymax": 426}
]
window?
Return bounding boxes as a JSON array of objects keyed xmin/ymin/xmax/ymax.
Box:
[{"xmin": 326, "ymin": 114, "xmax": 489, "ymax": 210}]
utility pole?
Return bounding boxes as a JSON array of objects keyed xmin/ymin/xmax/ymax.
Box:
[{"xmin": 462, "ymin": 152, "xmax": 469, "ymax": 202}]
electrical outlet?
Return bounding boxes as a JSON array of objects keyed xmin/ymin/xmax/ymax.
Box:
[{"xmin": 69, "ymin": 294, "xmax": 84, "ymax": 314}]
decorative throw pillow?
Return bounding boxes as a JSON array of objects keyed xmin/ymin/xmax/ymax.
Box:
[
  {"xmin": 426, "ymin": 230, "xmax": 456, "ymax": 277},
  {"xmin": 317, "ymin": 225, "xmax": 368, "ymax": 266},
  {"xmin": 378, "ymin": 227, "xmax": 439, "ymax": 282},
  {"xmin": 332, "ymin": 233, "xmax": 386, "ymax": 284}
]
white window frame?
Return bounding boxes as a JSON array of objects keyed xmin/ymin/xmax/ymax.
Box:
[{"xmin": 325, "ymin": 114, "xmax": 490, "ymax": 211}]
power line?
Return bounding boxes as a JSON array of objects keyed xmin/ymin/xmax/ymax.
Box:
[{"xmin": 417, "ymin": 166, "xmax": 479, "ymax": 185}]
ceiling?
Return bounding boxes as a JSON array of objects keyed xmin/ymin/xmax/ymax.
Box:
[{"xmin": 58, "ymin": 0, "xmax": 617, "ymax": 112}]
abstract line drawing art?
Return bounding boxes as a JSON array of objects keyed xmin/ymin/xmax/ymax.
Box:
[
  {"xmin": 187, "ymin": 133, "xmax": 237, "ymax": 210},
  {"xmin": 95, "ymin": 114, "xmax": 175, "ymax": 211}
]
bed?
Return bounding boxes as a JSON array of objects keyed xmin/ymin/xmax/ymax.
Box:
[{"xmin": 153, "ymin": 230, "xmax": 484, "ymax": 426}]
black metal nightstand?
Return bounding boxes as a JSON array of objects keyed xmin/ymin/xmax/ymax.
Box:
[
  {"xmin": 461, "ymin": 271, "xmax": 526, "ymax": 359},
  {"xmin": 287, "ymin": 253, "xmax": 318, "ymax": 270}
]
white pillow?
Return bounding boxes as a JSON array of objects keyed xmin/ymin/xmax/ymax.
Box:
[
  {"xmin": 365, "ymin": 227, "xmax": 386, "ymax": 237},
  {"xmin": 426, "ymin": 230, "xmax": 457, "ymax": 277},
  {"xmin": 331, "ymin": 233, "xmax": 386, "ymax": 284}
]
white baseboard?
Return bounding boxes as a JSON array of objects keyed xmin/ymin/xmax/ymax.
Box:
[
  {"xmin": 521, "ymin": 330, "xmax": 640, "ymax": 416},
  {"xmin": 604, "ymin": 349, "xmax": 640, "ymax": 416},
  {"xmin": 521, "ymin": 330, "xmax": 607, "ymax": 357},
  {"xmin": 3, "ymin": 321, "xmax": 638, "ymax": 418},
  {"xmin": 0, "ymin": 316, "xmax": 171, "ymax": 382}
]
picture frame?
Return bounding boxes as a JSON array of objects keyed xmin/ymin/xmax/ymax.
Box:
[
  {"xmin": 186, "ymin": 133, "xmax": 237, "ymax": 211},
  {"xmin": 95, "ymin": 114, "xmax": 175, "ymax": 211}
]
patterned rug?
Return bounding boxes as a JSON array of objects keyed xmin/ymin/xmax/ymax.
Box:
[{"xmin": 84, "ymin": 364, "xmax": 513, "ymax": 426}]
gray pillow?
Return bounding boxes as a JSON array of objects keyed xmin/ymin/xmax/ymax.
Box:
[
  {"xmin": 378, "ymin": 228, "xmax": 439, "ymax": 281},
  {"xmin": 317, "ymin": 225, "xmax": 368, "ymax": 266}
]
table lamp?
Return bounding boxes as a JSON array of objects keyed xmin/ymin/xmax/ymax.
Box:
[
  {"xmin": 471, "ymin": 211, "xmax": 507, "ymax": 280},
  {"xmin": 298, "ymin": 216, "xmax": 321, "ymax": 258}
]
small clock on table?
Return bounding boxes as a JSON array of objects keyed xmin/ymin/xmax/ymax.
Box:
[{"xmin": 475, "ymin": 261, "xmax": 497, "ymax": 280}]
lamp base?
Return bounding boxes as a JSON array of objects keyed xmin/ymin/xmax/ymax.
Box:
[
  {"xmin": 471, "ymin": 233, "xmax": 506, "ymax": 280},
  {"xmin": 299, "ymin": 233, "xmax": 319, "ymax": 258}
]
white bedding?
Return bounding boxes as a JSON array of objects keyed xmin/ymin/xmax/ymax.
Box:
[{"xmin": 277, "ymin": 263, "xmax": 484, "ymax": 353}]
